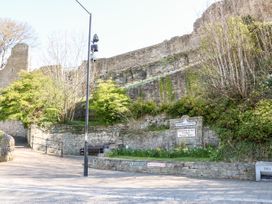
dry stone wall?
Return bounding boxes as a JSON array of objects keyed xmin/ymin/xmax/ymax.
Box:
[
  {"xmin": 0, "ymin": 121, "xmax": 27, "ymax": 138},
  {"xmin": 89, "ymin": 157, "xmax": 255, "ymax": 180},
  {"xmin": 28, "ymin": 125, "xmax": 122, "ymax": 155},
  {"xmin": 29, "ymin": 115, "xmax": 219, "ymax": 155}
]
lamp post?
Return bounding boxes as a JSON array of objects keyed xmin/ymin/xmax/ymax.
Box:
[{"xmin": 75, "ymin": 0, "xmax": 99, "ymax": 177}]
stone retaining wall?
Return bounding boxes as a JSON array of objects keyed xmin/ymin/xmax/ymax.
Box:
[
  {"xmin": 0, "ymin": 121, "xmax": 27, "ymax": 138},
  {"xmin": 29, "ymin": 124, "xmax": 218, "ymax": 155},
  {"xmin": 28, "ymin": 125, "xmax": 121, "ymax": 155},
  {"xmin": 89, "ymin": 157, "xmax": 255, "ymax": 180}
]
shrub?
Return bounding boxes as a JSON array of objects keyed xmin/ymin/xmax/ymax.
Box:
[
  {"xmin": 147, "ymin": 124, "xmax": 169, "ymax": 132},
  {"xmin": 130, "ymin": 99, "xmax": 160, "ymax": 119},
  {"xmin": 0, "ymin": 71, "xmax": 63, "ymax": 127},
  {"xmin": 213, "ymin": 141, "xmax": 272, "ymax": 162},
  {"xmin": 0, "ymin": 130, "xmax": 4, "ymax": 142},
  {"xmin": 108, "ymin": 146, "xmax": 216, "ymax": 159},
  {"xmin": 237, "ymin": 99, "xmax": 272, "ymax": 143},
  {"xmin": 166, "ymin": 96, "xmax": 207, "ymax": 118},
  {"xmin": 90, "ymin": 80, "xmax": 130, "ymax": 124}
]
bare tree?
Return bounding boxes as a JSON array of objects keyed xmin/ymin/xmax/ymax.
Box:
[
  {"xmin": 0, "ymin": 18, "xmax": 33, "ymax": 69},
  {"xmin": 199, "ymin": 0, "xmax": 272, "ymax": 100},
  {"xmin": 41, "ymin": 31, "xmax": 88, "ymax": 121}
]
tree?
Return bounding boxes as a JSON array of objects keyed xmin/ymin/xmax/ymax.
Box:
[
  {"xmin": 41, "ymin": 31, "xmax": 87, "ymax": 121},
  {"xmin": 0, "ymin": 71, "xmax": 63, "ymax": 127},
  {"xmin": 90, "ymin": 80, "xmax": 131, "ymax": 124},
  {"xmin": 200, "ymin": 16, "xmax": 272, "ymax": 100},
  {"xmin": 0, "ymin": 18, "xmax": 33, "ymax": 69}
]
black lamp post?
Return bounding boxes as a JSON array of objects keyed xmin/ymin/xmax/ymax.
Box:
[{"xmin": 75, "ymin": 0, "xmax": 99, "ymax": 177}]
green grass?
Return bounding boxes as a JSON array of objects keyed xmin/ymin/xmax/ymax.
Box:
[{"xmin": 109, "ymin": 155, "xmax": 211, "ymax": 162}]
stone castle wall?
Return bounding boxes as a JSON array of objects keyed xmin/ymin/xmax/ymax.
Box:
[
  {"xmin": 0, "ymin": 43, "xmax": 29, "ymax": 90},
  {"xmin": 90, "ymin": 0, "xmax": 271, "ymax": 102}
]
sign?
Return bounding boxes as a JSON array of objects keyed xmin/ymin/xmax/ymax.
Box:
[
  {"xmin": 177, "ymin": 128, "xmax": 196, "ymax": 137},
  {"xmin": 147, "ymin": 162, "xmax": 166, "ymax": 168}
]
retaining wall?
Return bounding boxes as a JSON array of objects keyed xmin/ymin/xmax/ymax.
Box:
[
  {"xmin": 0, "ymin": 121, "xmax": 27, "ymax": 138},
  {"xmin": 89, "ymin": 157, "xmax": 255, "ymax": 180}
]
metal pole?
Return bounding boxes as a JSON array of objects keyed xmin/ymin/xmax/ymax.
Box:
[{"xmin": 84, "ymin": 13, "xmax": 92, "ymax": 177}]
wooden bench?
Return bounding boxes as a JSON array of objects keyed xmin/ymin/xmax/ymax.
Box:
[
  {"xmin": 80, "ymin": 144, "xmax": 110, "ymax": 156},
  {"xmin": 256, "ymin": 161, "xmax": 272, "ymax": 181}
]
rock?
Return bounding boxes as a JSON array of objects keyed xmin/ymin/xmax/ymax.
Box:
[{"xmin": 0, "ymin": 133, "xmax": 15, "ymax": 162}]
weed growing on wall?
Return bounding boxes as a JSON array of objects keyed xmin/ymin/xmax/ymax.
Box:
[{"xmin": 159, "ymin": 76, "xmax": 175, "ymax": 103}]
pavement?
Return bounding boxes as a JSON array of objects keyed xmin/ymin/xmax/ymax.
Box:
[{"xmin": 0, "ymin": 146, "xmax": 272, "ymax": 204}]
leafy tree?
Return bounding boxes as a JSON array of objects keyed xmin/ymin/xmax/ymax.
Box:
[
  {"xmin": 0, "ymin": 71, "xmax": 63, "ymax": 127},
  {"xmin": 90, "ymin": 80, "xmax": 130, "ymax": 124}
]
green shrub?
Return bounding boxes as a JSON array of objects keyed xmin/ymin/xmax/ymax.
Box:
[
  {"xmin": 108, "ymin": 146, "xmax": 216, "ymax": 159},
  {"xmin": 166, "ymin": 96, "xmax": 207, "ymax": 118},
  {"xmin": 0, "ymin": 130, "xmax": 4, "ymax": 142},
  {"xmin": 130, "ymin": 99, "xmax": 160, "ymax": 119},
  {"xmin": 90, "ymin": 80, "xmax": 130, "ymax": 124},
  {"xmin": 237, "ymin": 99, "xmax": 272, "ymax": 143},
  {"xmin": 147, "ymin": 124, "xmax": 169, "ymax": 131},
  {"xmin": 212, "ymin": 141, "xmax": 272, "ymax": 162},
  {"xmin": 0, "ymin": 71, "xmax": 63, "ymax": 127}
]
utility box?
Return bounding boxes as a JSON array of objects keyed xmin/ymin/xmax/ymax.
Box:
[{"xmin": 256, "ymin": 161, "xmax": 272, "ymax": 181}]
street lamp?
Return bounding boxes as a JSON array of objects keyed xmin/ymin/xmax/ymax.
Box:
[{"xmin": 75, "ymin": 0, "xmax": 99, "ymax": 177}]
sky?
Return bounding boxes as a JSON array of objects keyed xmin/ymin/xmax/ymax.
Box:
[{"xmin": 0, "ymin": 0, "xmax": 218, "ymax": 68}]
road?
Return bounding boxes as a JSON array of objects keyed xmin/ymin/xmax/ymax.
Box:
[{"xmin": 0, "ymin": 146, "xmax": 272, "ymax": 204}]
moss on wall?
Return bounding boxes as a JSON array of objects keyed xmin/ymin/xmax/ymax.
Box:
[
  {"xmin": 185, "ymin": 68, "xmax": 204, "ymax": 97},
  {"xmin": 159, "ymin": 76, "xmax": 175, "ymax": 103}
]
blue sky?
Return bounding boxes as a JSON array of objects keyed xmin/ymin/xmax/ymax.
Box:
[{"xmin": 0, "ymin": 0, "xmax": 218, "ymax": 68}]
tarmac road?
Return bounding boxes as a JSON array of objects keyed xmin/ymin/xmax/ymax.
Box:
[{"xmin": 0, "ymin": 147, "xmax": 272, "ymax": 204}]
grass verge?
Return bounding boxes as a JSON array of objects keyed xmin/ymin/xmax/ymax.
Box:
[{"xmin": 108, "ymin": 155, "xmax": 211, "ymax": 162}]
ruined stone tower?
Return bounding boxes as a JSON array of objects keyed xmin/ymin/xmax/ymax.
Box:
[{"xmin": 0, "ymin": 43, "xmax": 29, "ymax": 89}]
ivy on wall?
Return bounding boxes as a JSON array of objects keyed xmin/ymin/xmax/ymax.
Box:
[
  {"xmin": 185, "ymin": 68, "xmax": 204, "ymax": 97},
  {"xmin": 159, "ymin": 76, "xmax": 175, "ymax": 103}
]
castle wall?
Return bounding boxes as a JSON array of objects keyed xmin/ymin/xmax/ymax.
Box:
[
  {"xmin": 0, "ymin": 43, "xmax": 29, "ymax": 90},
  {"xmin": 91, "ymin": 0, "xmax": 271, "ymax": 102}
]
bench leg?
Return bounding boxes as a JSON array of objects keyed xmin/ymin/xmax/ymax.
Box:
[{"xmin": 256, "ymin": 167, "xmax": 261, "ymax": 181}]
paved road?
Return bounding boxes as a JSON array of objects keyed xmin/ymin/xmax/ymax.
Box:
[{"xmin": 0, "ymin": 147, "xmax": 272, "ymax": 204}]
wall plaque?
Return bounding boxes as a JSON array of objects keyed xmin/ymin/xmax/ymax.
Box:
[
  {"xmin": 147, "ymin": 162, "xmax": 166, "ymax": 168},
  {"xmin": 177, "ymin": 128, "xmax": 196, "ymax": 137}
]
